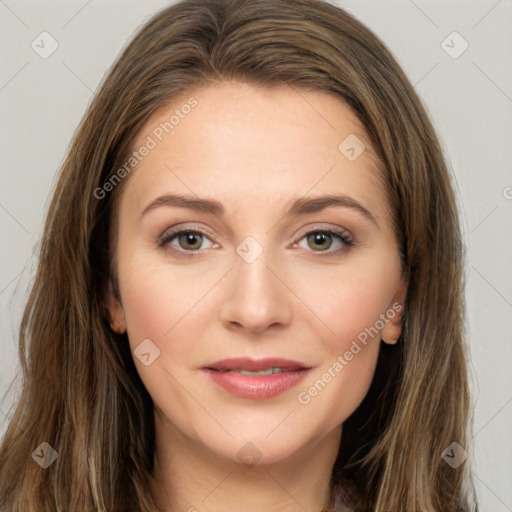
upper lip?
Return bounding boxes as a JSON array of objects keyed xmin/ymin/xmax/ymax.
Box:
[{"xmin": 204, "ymin": 357, "xmax": 311, "ymax": 372}]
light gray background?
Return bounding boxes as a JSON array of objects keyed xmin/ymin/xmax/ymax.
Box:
[{"xmin": 1, "ymin": 1, "xmax": 511, "ymax": 510}]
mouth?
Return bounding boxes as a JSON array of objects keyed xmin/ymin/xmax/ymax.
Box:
[
  {"xmin": 201, "ymin": 357, "xmax": 312, "ymax": 399},
  {"xmin": 204, "ymin": 356, "xmax": 311, "ymax": 373},
  {"xmin": 212, "ymin": 367, "xmax": 301, "ymax": 376}
]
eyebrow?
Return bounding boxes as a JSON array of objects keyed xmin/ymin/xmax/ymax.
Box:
[{"xmin": 140, "ymin": 193, "xmax": 377, "ymax": 225}]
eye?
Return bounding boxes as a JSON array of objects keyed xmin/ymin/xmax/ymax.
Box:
[
  {"xmin": 159, "ymin": 229, "xmax": 216, "ymax": 254},
  {"xmin": 296, "ymin": 229, "xmax": 354, "ymax": 254}
]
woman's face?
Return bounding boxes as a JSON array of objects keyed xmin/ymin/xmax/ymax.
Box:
[{"xmin": 108, "ymin": 82, "xmax": 405, "ymax": 465}]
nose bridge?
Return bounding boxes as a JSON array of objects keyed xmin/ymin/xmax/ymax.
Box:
[{"xmin": 219, "ymin": 237, "xmax": 292, "ymax": 333}]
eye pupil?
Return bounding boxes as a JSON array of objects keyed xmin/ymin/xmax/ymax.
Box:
[
  {"xmin": 179, "ymin": 232, "xmax": 202, "ymax": 250},
  {"xmin": 308, "ymin": 232, "xmax": 332, "ymax": 251}
]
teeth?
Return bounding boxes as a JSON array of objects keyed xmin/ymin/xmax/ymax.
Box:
[{"xmin": 234, "ymin": 368, "xmax": 285, "ymax": 376}]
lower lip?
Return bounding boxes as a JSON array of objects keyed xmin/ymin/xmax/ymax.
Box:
[{"xmin": 202, "ymin": 368, "xmax": 310, "ymax": 399}]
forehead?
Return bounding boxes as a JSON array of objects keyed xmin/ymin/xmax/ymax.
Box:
[{"xmin": 122, "ymin": 82, "xmax": 386, "ymax": 221}]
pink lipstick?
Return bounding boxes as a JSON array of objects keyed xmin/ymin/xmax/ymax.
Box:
[{"xmin": 202, "ymin": 357, "xmax": 312, "ymax": 399}]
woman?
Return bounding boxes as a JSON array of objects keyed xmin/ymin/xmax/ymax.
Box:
[{"xmin": 0, "ymin": 0, "xmax": 477, "ymax": 510}]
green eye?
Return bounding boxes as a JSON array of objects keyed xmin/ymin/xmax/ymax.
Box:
[
  {"xmin": 160, "ymin": 229, "xmax": 214, "ymax": 253},
  {"xmin": 299, "ymin": 229, "xmax": 353, "ymax": 253}
]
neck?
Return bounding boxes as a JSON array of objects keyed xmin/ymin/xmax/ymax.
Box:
[{"xmin": 149, "ymin": 411, "xmax": 341, "ymax": 512}]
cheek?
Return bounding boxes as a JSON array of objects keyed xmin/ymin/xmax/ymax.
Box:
[
  {"xmin": 295, "ymin": 289, "xmax": 383, "ymax": 428},
  {"xmin": 292, "ymin": 255, "xmax": 400, "ymax": 350},
  {"xmin": 116, "ymin": 254, "xmax": 226, "ymax": 371},
  {"xmin": 119, "ymin": 268, "xmax": 172, "ymax": 346},
  {"xmin": 118, "ymin": 253, "xmax": 199, "ymax": 335},
  {"xmin": 291, "ymin": 256, "xmax": 398, "ymax": 416}
]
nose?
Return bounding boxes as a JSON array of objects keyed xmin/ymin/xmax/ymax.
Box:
[{"xmin": 219, "ymin": 249, "xmax": 293, "ymax": 334}]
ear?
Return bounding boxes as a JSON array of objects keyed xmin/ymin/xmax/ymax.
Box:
[
  {"xmin": 105, "ymin": 276, "xmax": 126, "ymax": 335},
  {"xmin": 381, "ymin": 278, "xmax": 407, "ymax": 345}
]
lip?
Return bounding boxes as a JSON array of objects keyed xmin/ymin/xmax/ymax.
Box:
[{"xmin": 202, "ymin": 357, "xmax": 312, "ymax": 400}]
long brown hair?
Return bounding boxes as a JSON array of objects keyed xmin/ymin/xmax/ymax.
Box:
[{"xmin": 0, "ymin": 0, "xmax": 477, "ymax": 510}]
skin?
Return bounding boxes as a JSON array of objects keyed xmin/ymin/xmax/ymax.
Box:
[{"xmin": 107, "ymin": 81, "xmax": 406, "ymax": 512}]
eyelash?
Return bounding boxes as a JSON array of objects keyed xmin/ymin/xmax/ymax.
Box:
[{"xmin": 158, "ymin": 226, "xmax": 354, "ymax": 259}]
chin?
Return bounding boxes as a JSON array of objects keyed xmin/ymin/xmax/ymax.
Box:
[{"xmin": 195, "ymin": 419, "xmax": 324, "ymax": 468}]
